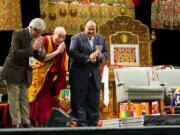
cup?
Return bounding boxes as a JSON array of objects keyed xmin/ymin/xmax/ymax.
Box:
[
  {"xmin": 95, "ymin": 45, "xmax": 102, "ymax": 52},
  {"xmin": 0, "ymin": 94, "xmax": 3, "ymax": 103}
]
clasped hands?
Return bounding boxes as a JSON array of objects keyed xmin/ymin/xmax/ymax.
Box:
[
  {"xmin": 56, "ymin": 42, "xmax": 66, "ymax": 54},
  {"xmin": 89, "ymin": 50, "xmax": 101, "ymax": 63},
  {"xmin": 33, "ymin": 36, "xmax": 43, "ymax": 51},
  {"xmin": 33, "ymin": 36, "xmax": 66, "ymax": 54}
]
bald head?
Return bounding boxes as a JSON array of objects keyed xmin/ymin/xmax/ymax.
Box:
[
  {"xmin": 85, "ymin": 20, "xmax": 96, "ymax": 28},
  {"xmin": 85, "ymin": 20, "xmax": 96, "ymax": 38},
  {"xmin": 53, "ymin": 26, "xmax": 66, "ymax": 45},
  {"xmin": 54, "ymin": 27, "xmax": 66, "ymax": 35}
]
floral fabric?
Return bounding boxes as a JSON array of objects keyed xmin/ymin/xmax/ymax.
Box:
[
  {"xmin": 151, "ymin": 0, "xmax": 180, "ymax": 30},
  {"xmin": 0, "ymin": 0, "xmax": 22, "ymax": 31}
]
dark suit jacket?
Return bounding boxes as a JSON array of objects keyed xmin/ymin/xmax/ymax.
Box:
[
  {"xmin": 0, "ymin": 28, "xmax": 45, "ymax": 86},
  {"xmin": 69, "ymin": 32, "xmax": 108, "ymax": 90}
]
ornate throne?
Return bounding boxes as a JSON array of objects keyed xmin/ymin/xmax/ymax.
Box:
[{"xmin": 98, "ymin": 13, "xmax": 155, "ymax": 119}]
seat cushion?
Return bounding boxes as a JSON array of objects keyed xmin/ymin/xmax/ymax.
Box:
[
  {"xmin": 127, "ymin": 86, "xmax": 164, "ymax": 93},
  {"xmin": 126, "ymin": 86, "xmax": 164, "ymax": 101}
]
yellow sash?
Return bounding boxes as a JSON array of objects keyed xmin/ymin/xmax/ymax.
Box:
[{"xmin": 29, "ymin": 36, "xmax": 54, "ymax": 102}]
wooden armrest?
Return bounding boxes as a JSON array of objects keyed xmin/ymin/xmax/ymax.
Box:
[{"xmin": 117, "ymin": 82, "xmax": 124, "ymax": 87}]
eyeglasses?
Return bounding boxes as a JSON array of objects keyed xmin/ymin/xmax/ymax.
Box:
[
  {"xmin": 59, "ymin": 35, "xmax": 66, "ymax": 40},
  {"xmin": 33, "ymin": 28, "xmax": 44, "ymax": 35}
]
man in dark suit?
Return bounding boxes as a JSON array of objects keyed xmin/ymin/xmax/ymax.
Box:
[
  {"xmin": 69, "ymin": 20, "xmax": 108, "ymax": 127},
  {"xmin": 0, "ymin": 18, "xmax": 46, "ymax": 128}
]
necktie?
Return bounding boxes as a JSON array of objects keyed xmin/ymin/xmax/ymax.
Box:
[{"xmin": 88, "ymin": 37, "xmax": 94, "ymax": 50}]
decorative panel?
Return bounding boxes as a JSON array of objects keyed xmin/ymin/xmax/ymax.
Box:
[
  {"xmin": 39, "ymin": 0, "xmax": 135, "ymax": 35},
  {"xmin": 0, "ymin": 0, "xmax": 22, "ymax": 31},
  {"xmin": 151, "ymin": 0, "xmax": 180, "ymax": 30},
  {"xmin": 110, "ymin": 32, "xmax": 139, "ymax": 66}
]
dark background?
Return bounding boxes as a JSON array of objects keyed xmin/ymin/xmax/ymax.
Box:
[{"xmin": 0, "ymin": 0, "xmax": 179, "ymax": 66}]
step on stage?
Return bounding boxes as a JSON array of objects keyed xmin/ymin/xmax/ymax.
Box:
[{"xmin": 1, "ymin": 114, "xmax": 180, "ymax": 135}]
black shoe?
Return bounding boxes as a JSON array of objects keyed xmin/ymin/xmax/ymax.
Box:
[
  {"xmin": 77, "ymin": 122, "xmax": 88, "ymax": 127},
  {"xmin": 22, "ymin": 123, "xmax": 33, "ymax": 128},
  {"xmin": 12, "ymin": 124, "xmax": 23, "ymax": 128}
]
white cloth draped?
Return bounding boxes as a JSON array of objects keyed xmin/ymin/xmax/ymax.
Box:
[{"xmin": 101, "ymin": 65, "xmax": 109, "ymax": 106}]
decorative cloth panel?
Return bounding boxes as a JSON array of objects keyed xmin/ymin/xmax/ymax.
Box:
[
  {"xmin": 151, "ymin": 0, "xmax": 180, "ymax": 30},
  {"xmin": 0, "ymin": 0, "xmax": 22, "ymax": 31},
  {"xmin": 110, "ymin": 44, "xmax": 139, "ymax": 66},
  {"xmin": 39, "ymin": 0, "xmax": 135, "ymax": 35}
]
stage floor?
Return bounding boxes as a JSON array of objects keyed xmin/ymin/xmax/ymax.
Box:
[{"xmin": 0, "ymin": 126, "xmax": 180, "ymax": 135}]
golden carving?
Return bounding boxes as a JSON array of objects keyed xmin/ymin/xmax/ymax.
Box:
[
  {"xmin": 99, "ymin": 15, "xmax": 153, "ymax": 66},
  {"xmin": 69, "ymin": 9, "xmax": 77, "ymax": 17},
  {"xmin": 41, "ymin": 11, "xmax": 46, "ymax": 19},
  {"xmin": 151, "ymin": 30, "xmax": 156, "ymax": 41},
  {"xmin": 40, "ymin": 1, "xmax": 135, "ymax": 35},
  {"xmin": 0, "ymin": 0, "xmax": 22, "ymax": 30},
  {"xmin": 59, "ymin": 8, "xmax": 67, "ymax": 17},
  {"xmin": 120, "ymin": 8, "xmax": 126, "ymax": 15},
  {"xmin": 49, "ymin": 13, "xmax": 56, "ymax": 20},
  {"xmin": 120, "ymin": 34, "xmax": 128, "ymax": 43}
]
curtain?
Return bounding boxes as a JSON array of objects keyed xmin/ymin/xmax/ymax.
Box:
[
  {"xmin": 151, "ymin": 0, "xmax": 180, "ymax": 30},
  {"xmin": 0, "ymin": 0, "xmax": 22, "ymax": 31},
  {"xmin": 39, "ymin": 0, "xmax": 135, "ymax": 35}
]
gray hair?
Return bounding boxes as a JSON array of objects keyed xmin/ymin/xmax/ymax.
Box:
[
  {"xmin": 29, "ymin": 18, "xmax": 46, "ymax": 31},
  {"xmin": 54, "ymin": 27, "xmax": 66, "ymax": 35}
]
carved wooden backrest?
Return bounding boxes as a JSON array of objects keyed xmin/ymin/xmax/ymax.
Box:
[
  {"xmin": 110, "ymin": 31, "xmax": 139, "ymax": 66},
  {"xmin": 99, "ymin": 15, "xmax": 152, "ymax": 66}
]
